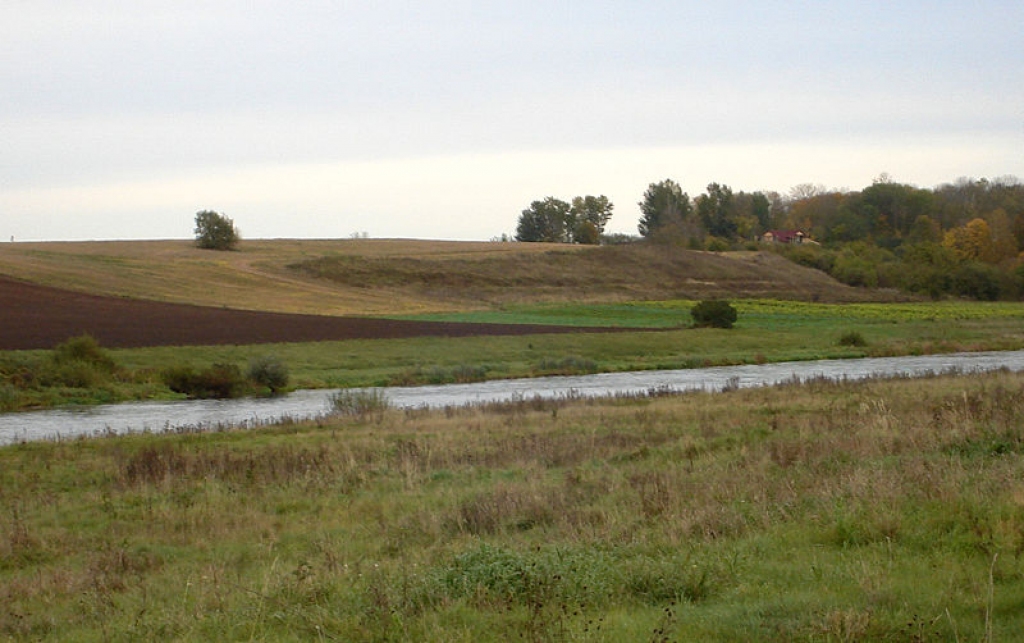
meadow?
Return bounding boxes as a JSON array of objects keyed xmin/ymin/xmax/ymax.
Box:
[
  {"xmin": 3, "ymin": 299, "xmax": 1024, "ymax": 411},
  {"xmin": 3, "ymin": 239, "xmax": 1024, "ymax": 640},
  {"xmin": 2, "ymin": 368, "xmax": 1023, "ymax": 641},
  {"xmin": 117, "ymin": 298, "xmax": 1024, "ymax": 390}
]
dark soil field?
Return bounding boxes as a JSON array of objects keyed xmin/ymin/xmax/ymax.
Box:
[{"xmin": 0, "ymin": 276, "xmax": 614, "ymax": 350}]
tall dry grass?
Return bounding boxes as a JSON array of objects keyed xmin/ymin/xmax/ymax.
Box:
[{"xmin": 2, "ymin": 370, "xmax": 1023, "ymax": 640}]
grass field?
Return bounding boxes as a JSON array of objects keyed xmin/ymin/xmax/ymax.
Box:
[
  {"xmin": 2, "ymin": 369, "xmax": 1023, "ymax": 641},
  {"xmin": 6, "ymin": 296, "xmax": 1024, "ymax": 411},
  {"xmin": 114, "ymin": 299, "xmax": 1024, "ymax": 390},
  {"xmin": 4, "ymin": 298, "xmax": 1023, "ymax": 411},
  {"xmin": 3, "ymin": 239, "xmax": 1024, "ymax": 640},
  {"xmin": 398, "ymin": 298, "xmax": 1024, "ymax": 327},
  {"xmin": 0, "ymin": 239, "xmax": 899, "ymax": 316}
]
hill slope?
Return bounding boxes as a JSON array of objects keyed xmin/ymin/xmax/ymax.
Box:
[{"xmin": 0, "ymin": 238, "xmax": 897, "ymax": 316}]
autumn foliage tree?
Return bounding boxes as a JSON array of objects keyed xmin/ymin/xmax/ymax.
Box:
[{"xmin": 943, "ymin": 218, "xmax": 989, "ymax": 261}]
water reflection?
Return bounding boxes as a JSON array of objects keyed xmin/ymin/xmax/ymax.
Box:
[{"xmin": 3, "ymin": 350, "xmax": 1024, "ymax": 445}]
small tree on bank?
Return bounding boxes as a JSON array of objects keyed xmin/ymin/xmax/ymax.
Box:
[{"xmin": 194, "ymin": 210, "xmax": 240, "ymax": 250}]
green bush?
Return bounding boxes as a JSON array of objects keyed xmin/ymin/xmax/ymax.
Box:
[
  {"xmin": 47, "ymin": 361, "xmax": 106, "ymax": 388},
  {"xmin": 951, "ymin": 262, "xmax": 1005, "ymax": 301},
  {"xmin": 51, "ymin": 334, "xmax": 117, "ymax": 373},
  {"xmin": 247, "ymin": 355, "xmax": 289, "ymax": 393},
  {"xmin": 837, "ymin": 330, "xmax": 868, "ymax": 347},
  {"xmin": 163, "ymin": 363, "xmax": 247, "ymax": 399},
  {"xmin": 704, "ymin": 236, "xmax": 730, "ymax": 252},
  {"xmin": 41, "ymin": 334, "xmax": 119, "ymax": 388},
  {"xmin": 779, "ymin": 244, "xmax": 835, "ymax": 272},
  {"xmin": 831, "ymin": 254, "xmax": 878, "ymax": 288},
  {"xmin": 0, "ymin": 383, "xmax": 18, "ymax": 412},
  {"xmin": 691, "ymin": 300, "xmax": 738, "ymax": 329}
]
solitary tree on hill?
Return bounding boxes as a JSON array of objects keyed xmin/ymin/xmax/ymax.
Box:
[{"xmin": 194, "ymin": 210, "xmax": 240, "ymax": 250}]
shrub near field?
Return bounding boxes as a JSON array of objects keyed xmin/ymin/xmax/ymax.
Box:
[
  {"xmin": 2, "ymin": 370, "xmax": 1024, "ymax": 640},
  {"xmin": 5, "ymin": 298, "xmax": 1024, "ymax": 411}
]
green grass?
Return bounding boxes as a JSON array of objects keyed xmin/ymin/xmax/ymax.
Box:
[
  {"xmin": 96, "ymin": 298, "xmax": 1024, "ymax": 390},
  {"xmin": 2, "ymin": 370, "xmax": 1023, "ymax": 640},
  {"xmin": 397, "ymin": 298, "xmax": 1024, "ymax": 327},
  {"xmin": 3, "ymin": 299, "xmax": 1024, "ymax": 411}
]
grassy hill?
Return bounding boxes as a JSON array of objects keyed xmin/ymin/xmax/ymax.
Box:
[{"xmin": 0, "ymin": 239, "xmax": 900, "ymax": 315}]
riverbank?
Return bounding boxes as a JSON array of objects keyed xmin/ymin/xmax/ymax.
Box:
[
  {"xmin": 4, "ymin": 299, "xmax": 1024, "ymax": 412},
  {"xmin": 2, "ymin": 368, "xmax": 1023, "ymax": 640},
  {"xmin": 4, "ymin": 350, "xmax": 1024, "ymax": 445}
]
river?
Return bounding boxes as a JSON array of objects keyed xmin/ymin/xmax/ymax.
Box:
[{"xmin": 2, "ymin": 350, "xmax": 1024, "ymax": 445}]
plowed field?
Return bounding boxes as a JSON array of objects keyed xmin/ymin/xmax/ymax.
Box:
[{"xmin": 0, "ymin": 276, "xmax": 611, "ymax": 350}]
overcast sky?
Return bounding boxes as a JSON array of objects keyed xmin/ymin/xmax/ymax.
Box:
[{"xmin": 3, "ymin": 1, "xmax": 1022, "ymax": 242}]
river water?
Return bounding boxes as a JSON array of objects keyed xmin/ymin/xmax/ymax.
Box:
[{"xmin": 3, "ymin": 350, "xmax": 1024, "ymax": 445}]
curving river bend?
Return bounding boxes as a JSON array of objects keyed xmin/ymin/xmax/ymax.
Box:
[{"xmin": 3, "ymin": 350, "xmax": 1024, "ymax": 445}]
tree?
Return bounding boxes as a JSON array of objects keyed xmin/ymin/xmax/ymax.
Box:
[
  {"xmin": 194, "ymin": 210, "xmax": 240, "ymax": 250},
  {"xmin": 784, "ymin": 190, "xmax": 847, "ymax": 239},
  {"xmin": 248, "ymin": 354, "xmax": 289, "ymax": 394},
  {"xmin": 898, "ymin": 242, "xmax": 958, "ymax": 298},
  {"xmin": 855, "ymin": 181, "xmax": 934, "ymax": 244},
  {"xmin": 570, "ymin": 195, "xmax": 614, "ymax": 244},
  {"xmin": 983, "ymin": 208, "xmax": 1019, "ymax": 263},
  {"xmin": 516, "ymin": 198, "xmax": 572, "ymax": 243},
  {"xmin": 788, "ymin": 183, "xmax": 830, "ymax": 201},
  {"xmin": 745, "ymin": 191, "xmax": 772, "ymax": 233},
  {"xmin": 907, "ymin": 215, "xmax": 942, "ymax": 244},
  {"xmin": 516, "ymin": 195, "xmax": 614, "ymax": 244},
  {"xmin": 690, "ymin": 300, "xmax": 738, "ymax": 329},
  {"xmin": 943, "ymin": 218, "xmax": 993, "ymax": 262},
  {"xmin": 951, "ymin": 261, "xmax": 1005, "ymax": 300},
  {"xmin": 695, "ymin": 183, "xmax": 737, "ymax": 240},
  {"xmin": 638, "ymin": 179, "xmax": 692, "ymax": 238}
]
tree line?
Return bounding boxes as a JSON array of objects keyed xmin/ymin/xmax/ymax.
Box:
[
  {"xmin": 515, "ymin": 195, "xmax": 614, "ymax": 244},
  {"xmin": 775, "ymin": 176, "xmax": 1024, "ymax": 300},
  {"xmin": 514, "ymin": 175, "xmax": 1024, "ymax": 299}
]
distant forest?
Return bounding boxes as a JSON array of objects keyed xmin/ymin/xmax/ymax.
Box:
[
  {"xmin": 761, "ymin": 176, "xmax": 1024, "ymax": 300},
  {"xmin": 519, "ymin": 175, "xmax": 1024, "ymax": 300}
]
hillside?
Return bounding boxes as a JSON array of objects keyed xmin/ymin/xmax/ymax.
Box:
[{"xmin": 0, "ymin": 239, "xmax": 900, "ymax": 316}]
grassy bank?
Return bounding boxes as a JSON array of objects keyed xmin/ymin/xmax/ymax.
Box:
[
  {"xmin": 3, "ymin": 299, "xmax": 1024, "ymax": 411},
  {"xmin": 2, "ymin": 370, "xmax": 1023, "ymax": 640}
]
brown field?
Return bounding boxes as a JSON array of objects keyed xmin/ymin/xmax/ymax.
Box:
[
  {"xmin": 0, "ymin": 238, "xmax": 891, "ymax": 316},
  {"xmin": 0, "ymin": 275, "xmax": 625, "ymax": 350},
  {"xmin": 0, "ymin": 238, "xmax": 906, "ymax": 350},
  {"xmin": 0, "ymin": 239, "xmax": 580, "ymax": 316}
]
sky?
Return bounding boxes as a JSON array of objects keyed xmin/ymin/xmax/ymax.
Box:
[{"xmin": 3, "ymin": 1, "xmax": 1022, "ymax": 242}]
